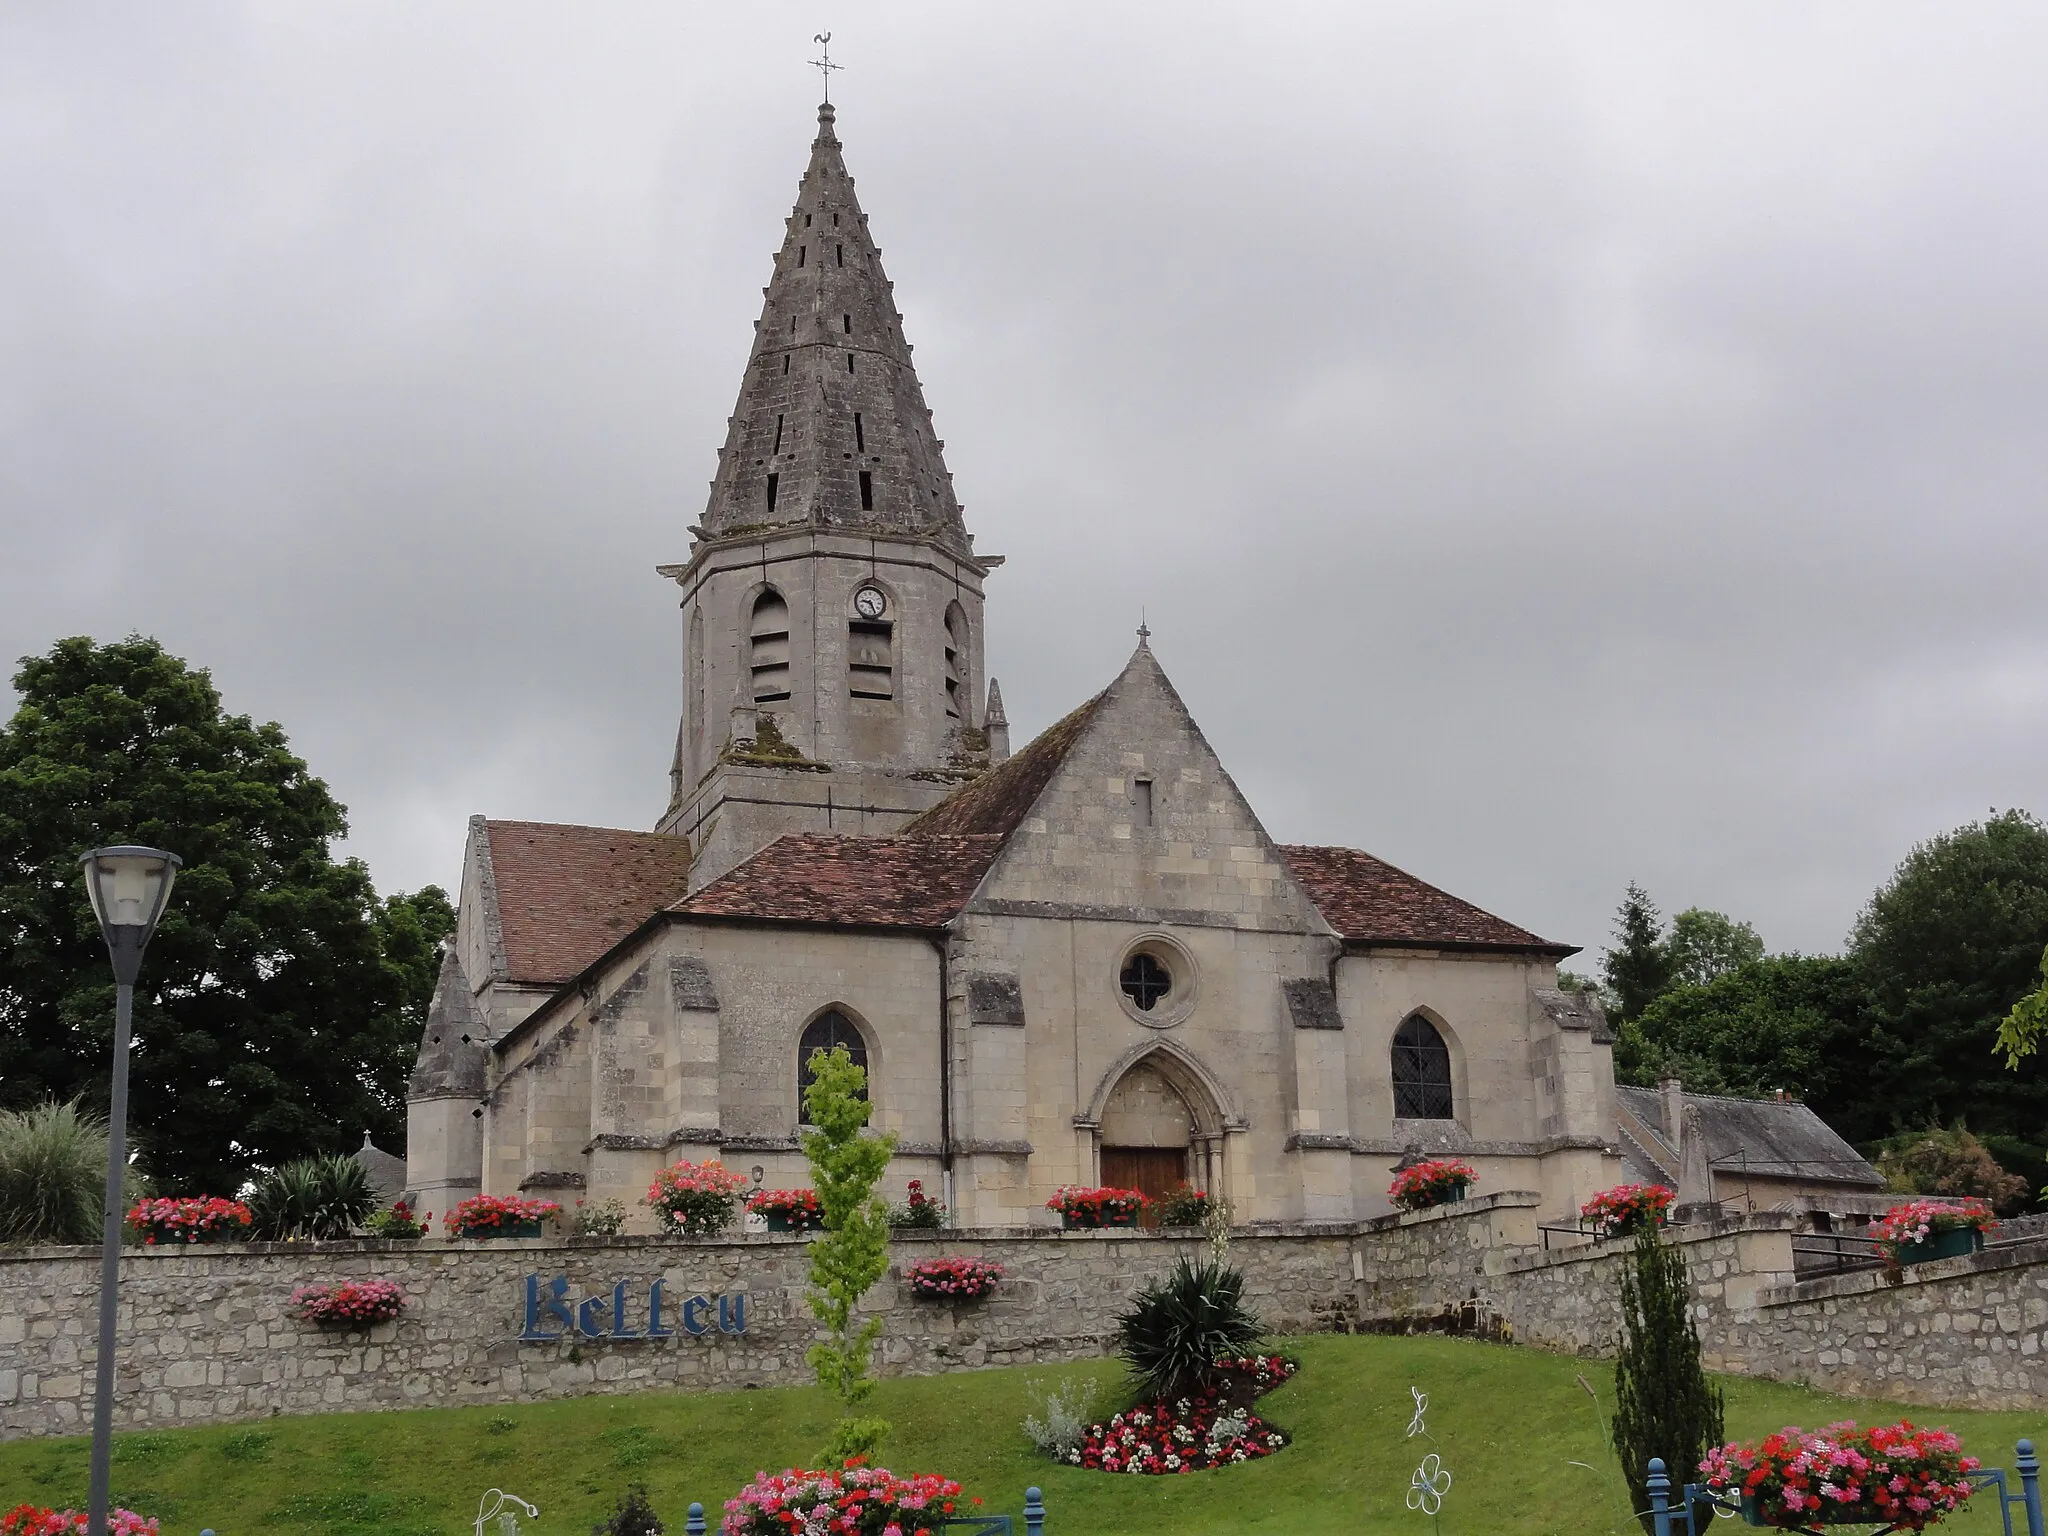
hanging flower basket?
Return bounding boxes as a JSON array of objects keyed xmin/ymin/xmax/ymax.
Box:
[
  {"xmin": 746, "ymin": 1187, "xmax": 823, "ymax": 1232},
  {"xmin": 1580, "ymin": 1182, "xmax": 1675, "ymax": 1241},
  {"xmin": 905, "ymin": 1255, "xmax": 1004, "ymax": 1301},
  {"xmin": 647, "ymin": 1158, "xmax": 751, "ymax": 1236},
  {"xmin": 125, "ymin": 1196, "xmax": 253, "ymax": 1246},
  {"xmin": 289, "ymin": 1279, "xmax": 406, "ymax": 1328},
  {"xmin": 1870, "ymin": 1199, "xmax": 1997, "ymax": 1274},
  {"xmin": 1387, "ymin": 1159, "xmax": 1476, "ymax": 1212},
  {"xmin": 1701, "ymin": 1420, "xmax": 1980, "ymax": 1530},
  {"xmin": 1049, "ymin": 1186, "xmax": 1146, "ymax": 1229},
  {"xmin": 443, "ymin": 1194, "xmax": 561, "ymax": 1239}
]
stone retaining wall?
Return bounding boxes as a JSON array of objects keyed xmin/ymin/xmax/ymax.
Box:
[{"xmin": 0, "ymin": 1225, "xmax": 1356, "ymax": 1438}]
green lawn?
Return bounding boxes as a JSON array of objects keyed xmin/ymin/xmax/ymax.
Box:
[{"xmin": 3, "ymin": 1336, "xmax": 2040, "ymax": 1536}]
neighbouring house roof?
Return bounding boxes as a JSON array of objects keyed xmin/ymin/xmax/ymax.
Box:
[
  {"xmin": 900, "ymin": 694, "xmax": 1106, "ymax": 838},
  {"xmin": 1614, "ymin": 1084, "xmax": 1884, "ymax": 1188},
  {"xmin": 672, "ymin": 833, "xmax": 1004, "ymax": 928},
  {"xmin": 1277, "ymin": 844, "xmax": 1573, "ymax": 955},
  {"xmin": 354, "ymin": 1133, "xmax": 408, "ymax": 1202},
  {"xmin": 482, "ymin": 820, "xmax": 695, "ymax": 985}
]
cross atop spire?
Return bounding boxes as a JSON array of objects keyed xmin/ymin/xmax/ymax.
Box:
[{"xmin": 809, "ymin": 33, "xmax": 842, "ymax": 105}]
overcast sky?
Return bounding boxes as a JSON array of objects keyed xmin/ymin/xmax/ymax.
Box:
[{"xmin": 4, "ymin": 4, "xmax": 2045, "ymax": 962}]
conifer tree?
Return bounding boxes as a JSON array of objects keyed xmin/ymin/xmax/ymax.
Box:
[
  {"xmin": 1603, "ymin": 882, "xmax": 1674, "ymax": 1026},
  {"xmin": 1613, "ymin": 1224, "xmax": 1724, "ymax": 1530}
]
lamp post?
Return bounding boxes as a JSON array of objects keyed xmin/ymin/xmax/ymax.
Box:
[{"xmin": 78, "ymin": 846, "xmax": 181, "ymax": 1536}]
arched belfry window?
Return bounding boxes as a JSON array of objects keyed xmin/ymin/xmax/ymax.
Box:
[
  {"xmin": 943, "ymin": 602, "xmax": 967, "ymax": 719},
  {"xmin": 798, "ymin": 1009, "xmax": 869, "ymax": 1121},
  {"xmin": 1392, "ymin": 1013, "xmax": 1454, "ymax": 1119},
  {"xmin": 749, "ymin": 591, "xmax": 791, "ymax": 703}
]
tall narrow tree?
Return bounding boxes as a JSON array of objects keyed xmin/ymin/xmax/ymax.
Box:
[
  {"xmin": 1613, "ymin": 1225, "xmax": 1725, "ymax": 1530},
  {"xmin": 1603, "ymin": 883, "xmax": 1674, "ymax": 1026}
]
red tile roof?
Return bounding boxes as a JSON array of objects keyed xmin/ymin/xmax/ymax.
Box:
[
  {"xmin": 672, "ymin": 833, "xmax": 1004, "ymax": 928},
  {"xmin": 1278, "ymin": 844, "xmax": 1573, "ymax": 955},
  {"xmin": 902, "ymin": 694, "xmax": 1106, "ymax": 838},
  {"xmin": 485, "ymin": 820, "xmax": 696, "ymax": 984}
]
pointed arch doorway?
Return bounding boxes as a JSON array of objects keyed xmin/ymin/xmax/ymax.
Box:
[{"xmin": 1095, "ymin": 1052, "xmax": 1226, "ymax": 1228}]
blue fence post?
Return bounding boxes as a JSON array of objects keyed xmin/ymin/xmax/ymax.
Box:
[
  {"xmin": 1646, "ymin": 1458, "xmax": 1674, "ymax": 1536},
  {"xmin": 2018, "ymin": 1440, "xmax": 2043, "ymax": 1536},
  {"xmin": 687, "ymin": 1500, "xmax": 708, "ymax": 1536},
  {"xmin": 1023, "ymin": 1485, "xmax": 1045, "ymax": 1536}
]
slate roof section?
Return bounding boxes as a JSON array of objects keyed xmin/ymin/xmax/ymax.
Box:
[
  {"xmin": 1277, "ymin": 844, "xmax": 1573, "ymax": 955},
  {"xmin": 672, "ymin": 833, "xmax": 1004, "ymax": 929},
  {"xmin": 484, "ymin": 820, "xmax": 696, "ymax": 985},
  {"xmin": 901, "ymin": 694, "xmax": 1107, "ymax": 839},
  {"xmin": 1615, "ymin": 1084, "xmax": 1884, "ymax": 1188}
]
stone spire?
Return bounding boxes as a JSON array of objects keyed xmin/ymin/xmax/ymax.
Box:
[
  {"xmin": 698, "ymin": 102, "xmax": 968, "ymax": 553},
  {"xmin": 985, "ymin": 677, "xmax": 1010, "ymax": 763}
]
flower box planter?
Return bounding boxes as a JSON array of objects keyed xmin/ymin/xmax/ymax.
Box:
[
  {"xmin": 1738, "ymin": 1494, "xmax": 1868, "ymax": 1527},
  {"xmin": 1898, "ymin": 1227, "xmax": 1983, "ymax": 1267},
  {"xmin": 126, "ymin": 1196, "xmax": 254, "ymax": 1246},
  {"xmin": 1388, "ymin": 1159, "xmax": 1477, "ymax": 1213},
  {"xmin": 1063, "ymin": 1209, "xmax": 1139, "ymax": 1230},
  {"xmin": 469, "ymin": 1219, "xmax": 543, "ymax": 1239},
  {"xmin": 1702, "ymin": 1420, "xmax": 1980, "ymax": 1530},
  {"xmin": 442, "ymin": 1195, "xmax": 561, "ymax": 1240},
  {"xmin": 761, "ymin": 1210, "xmax": 822, "ymax": 1234},
  {"xmin": 746, "ymin": 1188, "xmax": 823, "ymax": 1232}
]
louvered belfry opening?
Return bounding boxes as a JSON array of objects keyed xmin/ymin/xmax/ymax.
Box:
[
  {"xmin": 749, "ymin": 590, "xmax": 792, "ymax": 703},
  {"xmin": 696, "ymin": 101, "xmax": 970, "ymax": 554}
]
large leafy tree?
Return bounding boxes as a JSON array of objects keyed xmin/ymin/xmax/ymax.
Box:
[
  {"xmin": 1664, "ymin": 908, "xmax": 1765, "ymax": 990},
  {"xmin": 0, "ymin": 636, "xmax": 452, "ymax": 1193},
  {"xmin": 1614, "ymin": 956, "xmax": 1866, "ymax": 1118},
  {"xmin": 1848, "ymin": 810, "xmax": 2048, "ymax": 1142}
]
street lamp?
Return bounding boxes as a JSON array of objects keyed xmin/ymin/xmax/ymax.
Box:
[{"xmin": 78, "ymin": 846, "xmax": 180, "ymax": 1536}]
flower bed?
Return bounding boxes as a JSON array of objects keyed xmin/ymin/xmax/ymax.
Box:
[
  {"xmin": 1581, "ymin": 1182, "xmax": 1674, "ymax": 1240},
  {"xmin": 442, "ymin": 1194, "xmax": 561, "ymax": 1238},
  {"xmin": 747, "ymin": 1187, "xmax": 823, "ymax": 1232},
  {"xmin": 2, "ymin": 1508, "xmax": 158, "ymax": 1535},
  {"xmin": 1388, "ymin": 1159, "xmax": 1476, "ymax": 1212},
  {"xmin": 648, "ymin": 1158, "xmax": 752, "ymax": 1236},
  {"xmin": 125, "ymin": 1195, "xmax": 252, "ymax": 1245},
  {"xmin": 289, "ymin": 1279, "xmax": 405, "ymax": 1328},
  {"xmin": 1700, "ymin": 1420, "xmax": 1979, "ymax": 1530},
  {"xmin": 721, "ymin": 1463, "xmax": 972, "ymax": 1535},
  {"xmin": 1156, "ymin": 1183, "xmax": 1210, "ymax": 1227},
  {"xmin": 889, "ymin": 1178, "xmax": 947, "ymax": 1230},
  {"xmin": 1065, "ymin": 1354, "xmax": 1298, "ymax": 1474},
  {"xmin": 1870, "ymin": 1199, "xmax": 1998, "ymax": 1271},
  {"xmin": 905, "ymin": 1255, "xmax": 1003, "ymax": 1301},
  {"xmin": 1048, "ymin": 1185, "xmax": 1146, "ymax": 1228}
]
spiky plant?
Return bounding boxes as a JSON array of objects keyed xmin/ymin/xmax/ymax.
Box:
[
  {"xmin": 249, "ymin": 1154, "xmax": 375, "ymax": 1239},
  {"xmin": 0, "ymin": 1100, "xmax": 116, "ymax": 1245},
  {"xmin": 1117, "ymin": 1256, "xmax": 1264, "ymax": 1403}
]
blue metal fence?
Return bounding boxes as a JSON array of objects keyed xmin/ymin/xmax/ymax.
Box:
[{"xmin": 1647, "ymin": 1440, "xmax": 2042, "ymax": 1536}]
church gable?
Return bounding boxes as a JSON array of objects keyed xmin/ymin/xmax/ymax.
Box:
[{"xmin": 967, "ymin": 644, "xmax": 1331, "ymax": 933}]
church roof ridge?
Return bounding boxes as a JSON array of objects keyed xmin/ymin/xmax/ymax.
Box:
[
  {"xmin": 671, "ymin": 831, "xmax": 1004, "ymax": 928},
  {"xmin": 695, "ymin": 100, "xmax": 970, "ymax": 552}
]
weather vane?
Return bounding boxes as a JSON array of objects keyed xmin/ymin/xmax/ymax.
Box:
[{"xmin": 809, "ymin": 33, "xmax": 842, "ymax": 103}]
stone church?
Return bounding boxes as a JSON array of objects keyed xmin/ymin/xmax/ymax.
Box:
[{"xmin": 405, "ymin": 100, "xmax": 1629, "ymax": 1230}]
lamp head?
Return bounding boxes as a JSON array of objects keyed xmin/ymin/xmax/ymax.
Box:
[{"xmin": 79, "ymin": 846, "xmax": 181, "ymax": 982}]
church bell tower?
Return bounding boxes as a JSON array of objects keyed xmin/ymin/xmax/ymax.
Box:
[{"xmin": 657, "ymin": 100, "xmax": 1003, "ymax": 889}]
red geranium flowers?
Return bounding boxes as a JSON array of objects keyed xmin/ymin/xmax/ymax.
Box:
[{"xmin": 1701, "ymin": 1421, "xmax": 1979, "ymax": 1530}]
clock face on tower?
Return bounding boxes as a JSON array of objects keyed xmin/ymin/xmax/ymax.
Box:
[{"xmin": 853, "ymin": 585, "xmax": 887, "ymax": 619}]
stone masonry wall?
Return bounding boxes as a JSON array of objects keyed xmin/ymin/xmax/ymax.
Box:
[{"xmin": 0, "ymin": 1226, "xmax": 1354, "ymax": 1439}]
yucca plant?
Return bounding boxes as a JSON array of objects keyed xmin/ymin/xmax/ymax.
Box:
[
  {"xmin": 0, "ymin": 1100, "xmax": 117, "ymax": 1245},
  {"xmin": 249, "ymin": 1154, "xmax": 376, "ymax": 1240},
  {"xmin": 1116, "ymin": 1256, "xmax": 1264, "ymax": 1403}
]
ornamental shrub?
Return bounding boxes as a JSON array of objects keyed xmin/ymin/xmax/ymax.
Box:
[
  {"xmin": 1156, "ymin": 1183, "xmax": 1210, "ymax": 1227},
  {"xmin": 800, "ymin": 1043, "xmax": 898, "ymax": 1463},
  {"xmin": 363, "ymin": 1198, "xmax": 427, "ymax": 1239},
  {"xmin": 1021, "ymin": 1374, "xmax": 1100, "ymax": 1460},
  {"xmin": 248, "ymin": 1154, "xmax": 375, "ymax": 1240},
  {"xmin": 887, "ymin": 1177, "xmax": 946, "ymax": 1229},
  {"xmin": 645, "ymin": 1158, "xmax": 749, "ymax": 1236},
  {"xmin": 1613, "ymin": 1224, "xmax": 1724, "ymax": 1532},
  {"xmin": 1116, "ymin": 1256, "xmax": 1264, "ymax": 1403},
  {"xmin": 574, "ymin": 1198, "xmax": 629, "ymax": 1237},
  {"xmin": 590, "ymin": 1484, "xmax": 663, "ymax": 1536},
  {"xmin": 0, "ymin": 1100, "xmax": 114, "ymax": 1245}
]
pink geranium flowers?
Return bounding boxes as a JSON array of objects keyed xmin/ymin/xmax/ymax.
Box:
[
  {"xmin": 1701, "ymin": 1421, "xmax": 1979, "ymax": 1530},
  {"xmin": 905, "ymin": 1256, "xmax": 1003, "ymax": 1302},
  {"xmin": 720, "ymin": 1462, "xmax": 970, "ymax": 1536},
  {"xmin": 647, "ymin": 1158, "xmax": 752, "ymax": 1235},
  {"xmin": 1387, "ymin": 1159, "xmax": 1476, "ymax": 1212},
  {"xmin": 3, "ymin": 1508, "xmax": 157, "ymax": 1535},
  {"xmin": 124, "ymin": 1196, "xmax": 252, "ymax": 1244},
  {"xmin": 289, "ymin": 1279, "xmax": 405, "ymax": 1327},
  {"xmin": 1580, "ymin": 1183, "xmax": 1675, "ymax": 1240}
]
